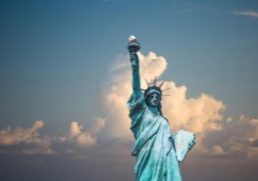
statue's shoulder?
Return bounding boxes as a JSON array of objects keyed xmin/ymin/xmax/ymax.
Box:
[{"xmin": 128, "ymin": 92, "xmax": 147, "ymax": 115}]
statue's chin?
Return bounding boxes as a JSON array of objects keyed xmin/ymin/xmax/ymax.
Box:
[
  {"xmin": 147, "ymin": 103, "xmax": 159, "ymax": 107},
  {"xmin": 151, "ymin": 104, "xmax": 158, "ymax": 107}
]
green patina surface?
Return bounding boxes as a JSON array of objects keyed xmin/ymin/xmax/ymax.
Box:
[
  {"xmin": 127, "ymin": 37, "xmax": 182, "ymax": 181},
  {"xmin": 128, "ymin": 93, "xmax": 182, "ymax": 181}
]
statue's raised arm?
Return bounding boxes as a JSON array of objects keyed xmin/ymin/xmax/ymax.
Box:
[{"xmin": 127, "ymin": 35, "xmax": 141, "ymax": 98}]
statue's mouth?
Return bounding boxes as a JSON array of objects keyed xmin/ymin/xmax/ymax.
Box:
[{"xmin": 150, "ymin": 100, "xmax": 159, "ymax": 105}]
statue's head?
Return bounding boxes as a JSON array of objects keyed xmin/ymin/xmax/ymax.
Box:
[
  {"xmin": 143, "ymin": 78, "xmax": 169, "ymax": 115},
  {"xmin": 144, "ymin": 86, "xmax": 162, "ymax": 107}
]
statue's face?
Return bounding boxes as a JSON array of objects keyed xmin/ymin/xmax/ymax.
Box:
[{"xmin": 146, "ymin": 92, "xmax": 161, "ymax": 107}]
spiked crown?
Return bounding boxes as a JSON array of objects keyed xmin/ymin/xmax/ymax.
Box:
[{"xmin": 142, "ymin": 77, "xmax": 170, "ymax": 98}]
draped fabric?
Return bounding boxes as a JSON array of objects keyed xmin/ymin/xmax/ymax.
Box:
[{"xmin": 128, "ymin": 93, "xmax": 182, "ymax": 181}]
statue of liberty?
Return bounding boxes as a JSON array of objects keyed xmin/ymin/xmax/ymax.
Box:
[{"xmin": 127, "ymin": 35, "xmax": 196, "ymax": 181}]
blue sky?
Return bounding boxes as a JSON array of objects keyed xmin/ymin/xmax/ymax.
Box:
[{"xmin": 1, "ymin": 0, "xmax": 258, "ymax": 180}]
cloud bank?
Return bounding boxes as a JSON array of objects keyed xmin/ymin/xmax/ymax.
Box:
[
  {"xmin": 0, "ymin": 117, "xmax": 106, "ymax": 155},
  {"xmin": 202, "ymin": 115, "xmax": 258, "ymax": 159},
  {"xmin": 103, "ymin": 51, "xmax": 258, "ymax": 159},
  {"xmin": 1, "ymin": 51, "xmax": 257, "ymax": 159},
  {"xmin": 104, "ymin": 51, "xmax": 224, "ymax": 136},
  {"xmin": 0, "ymin": 120, "xmax": 53, "ymax": 154}
]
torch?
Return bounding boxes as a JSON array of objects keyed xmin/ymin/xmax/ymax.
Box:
[{"xmin": 127, "ymin": 35, "xmax": 141, "ymax": 53}]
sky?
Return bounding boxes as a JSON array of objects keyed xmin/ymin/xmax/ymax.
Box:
[{"xmin": 1, "ymin": 0, "xmax": 258, "ymax": 180}]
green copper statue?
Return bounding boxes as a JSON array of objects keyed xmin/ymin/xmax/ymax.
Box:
[{"xmin": 127, "ymin": 35, "xmax": 196, "ymax": 181}]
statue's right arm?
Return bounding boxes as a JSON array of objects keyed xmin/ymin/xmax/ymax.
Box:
[{"xmin": 129, "ymin": 51, "xmax": 141, "ymax": 99}]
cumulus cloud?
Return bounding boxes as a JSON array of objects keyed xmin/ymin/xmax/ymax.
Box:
[
  {"xmin": 229, "ymin": 10, "xmax": 258, "ymax": 18},
  {"xmin": 0, "ymin": 118, "xmax": 106, "ymax": 155},
  {"xmin": 69, "ymin": 121, "xmax": 96, "ymax": 146},
  {"xmin": 0, "ymin": 120, "xmax": 53, "ymax": 154},
  {"xmin": 103, "ymin": 51, "xmax": 224, "ymax": 137},
  {"xmin": 202, "ymin": 115, "xmax": 258, "ymax": 159},
  {"xmin": 162, "ymin": 81, "xmax": 224, "ymax": 133},
  {"xmin": 60, "ymin": 117, "xmax": 106, "ymax": 147},
  {"xmin": 103, "ymin": 51, "xmax": 258, "ymax": 159}
]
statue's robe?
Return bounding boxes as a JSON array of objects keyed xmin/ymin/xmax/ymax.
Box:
[{"xmin": 128, "ymin": 93, "xmax": 182, "ymax": 181}]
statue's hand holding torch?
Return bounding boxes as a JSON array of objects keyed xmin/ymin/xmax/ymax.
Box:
[
  {"xmin": 127, "ymin": 35, "xmax": 140, "ymax": 70},
  {"xmin": 127, "ymin": 35, "xmax": 140, "ymax": 53}
]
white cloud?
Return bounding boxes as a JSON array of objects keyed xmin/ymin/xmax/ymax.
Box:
[
  {"xmin": 103, "ymin": 51, "xmax": 224, "ymax": 138},
  {"xmin": 103, "ymin": 51, "xmax": 258, "ymax": 159},
  {"xmin": 0, "ymin": 118, "xmax": 106, "ymax": 155},
  {"xmin": 184, "ymin": 115, "xmax": 258, "ymax": 159},
  {"xmin": 229, "ymin": 10, "xmax": 258, "ymax": 18},
  {"xmin": 69, "ymin": 121, "xmax": 83, "ymax": 139},
  {"xmin": 69, "ymin": 121, "xmax": 96, "ymax": 146},
  {"xmin": 162, "ymin": 81, "xmax": 224, "ymax": 133},
  {"xmin": 60, "ymin": 117, "xmax": 106, "ymax": 147},
  {"xmin": 0, "ymin": 120, "xmax": 53, "ymax": 155},
  {"xmin": 201, "ymin": 115, "xmax": 258, "ymax": 159}
]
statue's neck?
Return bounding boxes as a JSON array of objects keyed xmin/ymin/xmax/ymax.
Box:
[{"xmin": 148, "ymin": 106, "xmax": 160, "ymax": 115}]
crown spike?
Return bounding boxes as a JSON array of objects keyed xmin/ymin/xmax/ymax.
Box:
[
  {"xmin": 159, "ymin": 81, "xmax": 165, "ymax": 88},
  {"xmin": 153, "ymin": 76, "xmax": 157, "ymax": 86},
  {"xmin": 161, "ymin": 87, "xmax": 171, "ymax": 92},
  {"xmin": 145, "ymin": 79, "xmax": 150, "ymax": 86}
]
